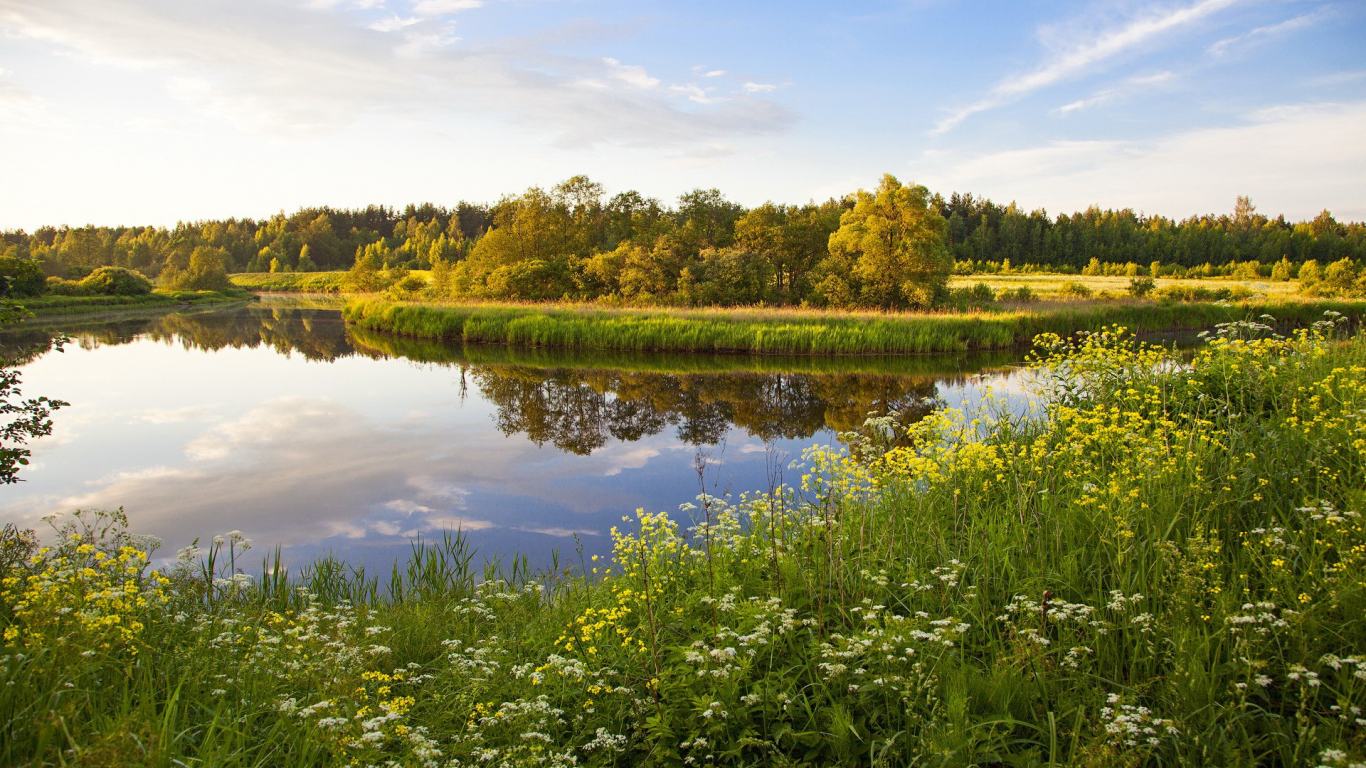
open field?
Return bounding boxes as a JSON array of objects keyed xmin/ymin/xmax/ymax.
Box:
[
  {"xmin": 343, "ymin": 296, "xmax": 1366, "ymax": 355},
  {"xmin": 230, "ymin": 271, "xmax": 353, "ymax": 293},
  {"xmin": 949, "ymin": 273, "xmax": 1305, "ymax": 299},
  {"xmin": 4, "ymin": 321, "xmax": 1364, "ymax": 766}
]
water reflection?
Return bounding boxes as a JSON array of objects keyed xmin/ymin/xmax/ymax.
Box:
[
  {"xmin": 5, "ymin": 305, "xmax": 1021, "ymax": 452},
  {"xmin": 0, "ymin": 304, "xmax": 1027, "ymax": 566}
]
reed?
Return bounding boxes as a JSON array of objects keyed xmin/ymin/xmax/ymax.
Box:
[{"xmin": 344, "ymin": 296, "xmax": 1366, "ymax": 355}]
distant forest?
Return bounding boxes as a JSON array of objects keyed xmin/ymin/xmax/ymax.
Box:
[{"xmin": 3, "ymin": 176, "xmax": 1364, "ymax": 306}]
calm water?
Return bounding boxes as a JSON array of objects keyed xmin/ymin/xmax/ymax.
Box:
[{"xmin": 0, "ymin": 299, "xmax": 1031, "ymax": 568}]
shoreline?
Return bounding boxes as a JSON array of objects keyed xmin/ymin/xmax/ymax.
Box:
[{"xmin": 341, "ymin": 296, "xmax": 1366, "ymax": 356}]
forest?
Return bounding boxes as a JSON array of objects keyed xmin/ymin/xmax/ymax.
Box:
[{"xmin": 3, "ymin": 175, "xmax": 1366, "ymax": 308}]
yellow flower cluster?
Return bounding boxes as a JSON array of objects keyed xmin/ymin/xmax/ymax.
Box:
[{"xmin": 2, "ymin": 535, "xmax": 165, "ymax": 655}]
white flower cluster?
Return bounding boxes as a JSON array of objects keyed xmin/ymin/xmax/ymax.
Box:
[{"xmin": 1099, "ymin": 693, "xmax": 1179, "ymax": 749}]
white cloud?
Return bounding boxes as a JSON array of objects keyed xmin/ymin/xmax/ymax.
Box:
[
  {"xmin": 704, "ymin": 69, "xmax": 725, "ymax": 77},
  {"xmin": 369, "ymin": 15, "xmax": 420, "ymax": 32},
  {"xmin": 670, "ymin": 83, "xmax": 716, "ymax": 104},
  {"xmin": 0, "ymin": 0, "xmax": 794, "ymax": 146},
  {"xmin": 602, "ymin": 57, "xmax": 659, "ymax": 89},
  {"xmin": 1056, "ymin": 70, "xmax": 1177, "ymax": 115},
  {"xmin": 936, "ymin": 0, "xmax": 1244, "ymax": 133},
  {"xmin": 411, "ymin": 0, "xmax": 483, "ymax": 15},
  {"xmin": 916, "ymin": 101, "xmax": 1366, "ymax": 221},
  {"xmin": 742, "ymin": 82, "xmax": 778, "ymax": 93},
  {"xmin": 1208, "ymin": 10, "xmax": 1327, "ymax": 57}
]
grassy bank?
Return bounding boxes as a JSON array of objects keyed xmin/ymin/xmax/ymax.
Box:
[
  {"xmin": 347, "ymin": 325, "xmax": 1025, "ymax": 377},
  {"xmin": 3, "ymin": 317, "xmax": 1365, "ymax": 766},
  {"xmin": 230, "ymin": 271, "xmax": 351, "ymax": 293},
  {"xmin": 6, "ymin": 288, "xmax": 256, "ymax": 318},
  {"xmin": 343, "ymin": 296, "xmax": 1366, "ymax": 355}
]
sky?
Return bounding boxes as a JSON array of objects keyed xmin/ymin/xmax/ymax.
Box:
[{"xmin": 1, "ymin": 0, "xmax": 1363, "ymax": 229}]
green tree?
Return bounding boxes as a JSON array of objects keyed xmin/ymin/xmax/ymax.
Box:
[
  {"xmin": 0, "ymin": 257, "xmax": 48, "ymax": 298},
  {"xmin": 824, "ymin": 174, "xmax": 951, "ymax": 308},
  {"xmin": 161, "ymin": 246, "xmax": 231, "ymax": 291},
  {"xmin": 0, "ymin": 305, "xmax": 67, "ymax": 483}
]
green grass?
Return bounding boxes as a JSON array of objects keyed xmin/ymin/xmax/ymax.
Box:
[
  {"xmin": 4, "ymin": 318, "xmax": 1365, "ymax": 766},
  {"xmin": 347, "ymin": 325, "xmax": 1025, "ymax": 376},
  {"xmin": 950, "ymin": 272, "xmax": 1306, "ymax": 299},
  {"xmin": 344, "ymin": 296, "xmax": 1366, "ymax": 355},
  {"xmin": 5, "ymin": 289, "xmax": 256, "ymax": 318},
  {"xmin": 230, "ymin": 271, "xmax": 351, "ymax": 292},
  {"xmin": 230, "ymin": 271, "xmax": 433, "ymax": 293}
]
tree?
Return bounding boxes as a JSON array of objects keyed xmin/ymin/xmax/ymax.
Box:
[
  {"xmin": 162, "ymin": 246, "xmax": 231, "ymax": 291},
  {"xmin": 0, "ymin": 257, "xmax": 48, "ymax": 298},
  {"xmin": 825, "ymin": 174, "xmax": 951, "ymax": 308},
  {"xmin": 0, "ymin": 305, "xmax": 66, "ymax": 483}
]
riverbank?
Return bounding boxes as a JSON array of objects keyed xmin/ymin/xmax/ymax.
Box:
[
  {"xmin": 343, "ymin": 296, "xmax": 1366, "ymax": 354},
  {"xmin": 4, "ymin": 288, "xmax": 256, "ymax": 319},
  {"xmin": 4, "ymin": 320, "xmax": 1362, "ymax": 766},
  {"xmin": 231, "ymin": 271, "xmax": 351, "ymax": 293}
]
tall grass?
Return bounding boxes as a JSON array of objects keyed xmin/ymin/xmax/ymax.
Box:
[
  {"xmin": 5, "ymin": 289, "xmax": 254, "ymax": 318},
  {"xmin": 345, "ymin": 296, "xmax": 1366, "ymax": 355},
  {"xmin": 347, "ymin": 326, "xmax": 1025, "ymax": 377},
  {"xmin": 230, "ymin": 271, "xmax": 351, "ymax": 293},
  {"xmin": 3, "ymin": 316, "xmax": 1366, "ymax": 766}
]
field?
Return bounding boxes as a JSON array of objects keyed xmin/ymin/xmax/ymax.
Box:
[
  {"xmin": 3, "ymin": 314, "xmax": 1364, "ymax": 766},
  {"xmin": 948, "ymin": 273, "xmax": 1304, "ymax": 300},
  {"xmin": 343, "ymin": 296, "xmax": 1366, "ymax": 355},
  {"xmin": 229, "ymin": 271, "xmax": 353, "ymax": 293}
]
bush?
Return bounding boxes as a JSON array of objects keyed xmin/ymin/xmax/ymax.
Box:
[
  {"xmin": 45, "ymin": 277, "xmax": 93, "ymax": 297},
  {"xmin": 995, "ymin": 286, "xmax": 1037, "ymax": 303},
  {"xmin": 79, "ymin": 267, "xmax": 153, "ymax": 296},
  {"xmin": 1059, "ymin": 281, "xmax": 1093, "ymax": 299},
  {"xmin": 1128, "ymin": 276, "xmax": 1156, "ymax": 298},
  {"xmin": 0, "ymin": 257, "xmax": 48, "ymax": 298}
]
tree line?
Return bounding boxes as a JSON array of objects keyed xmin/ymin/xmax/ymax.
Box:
[{"xmin": 3, "ymin": 177, "xmax": 1364, "ymax": 308}]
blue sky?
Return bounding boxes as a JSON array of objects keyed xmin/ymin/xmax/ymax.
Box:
[{"xmin": 1, "ymin": 0, "xmax": 1362, "ymax": 229}]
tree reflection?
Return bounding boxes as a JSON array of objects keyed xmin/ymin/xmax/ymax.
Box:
[
  {"xmin": 4, "ymin": 304, "xmax": 1020, "ymax": 455},
  {"xmin": 469, "ymin": 365, "xmax": 942, "ymax": 454}
]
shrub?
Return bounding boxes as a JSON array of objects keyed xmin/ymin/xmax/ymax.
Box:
[
  {"xmin": 45, "ymin": 277, "xmax": 93, "ymax": 296},
  {"xmin": 1059, "ymin": 281, "xmax": 1093, "ymax": 299},
  {"xmin": 0, "ymin": 257, "xmax": 47, "ymax": 298},
  {"xmin": 79, "ymin": 266, "xmax": 153, "ymax": 296},
  {"xmin": 1128, "ymin": 276, "xmax": 1156, "ymax": 298}
]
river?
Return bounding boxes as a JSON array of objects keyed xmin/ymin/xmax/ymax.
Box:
[{"xmin": 0, "ymin": 298, "xmax": 1033, "ymax": 569}]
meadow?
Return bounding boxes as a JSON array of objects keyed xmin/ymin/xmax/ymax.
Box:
[
  {"xmin": 5, "ymin": 289, "xmax": 255, "ymax": 318},
  {"xmin": 230, "ymin": 271, "xmax": 356, "ymax": 293},
  {"xmin": 343, "ymin": 296, "xmax": 1366, "ymax": 355},
  {"xmin": 2, "ymin": 312, "xmax": 1364, "ymax": 766},
  {"xmin": 947, "ymin": 273, "xmax": 1305, "ymax": 300}
]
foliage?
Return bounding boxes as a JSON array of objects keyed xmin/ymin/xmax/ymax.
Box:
[
  {"xmin": 1128, "ymin": 275, "xmax": 1156, "ymax": 298},
  {"xmin": 79, "ymin": 266, "xmax": 154, "ymax": 296},
  {"xmin": 231, "ymin": 271, "xmax": 351, "ymax": 293},
  {"xmin": 161, "ymin": 246, "xmax": 232, "ymax": 292},
  {"xmin": 5, "ymin": 319, "xmax": 1366, "ymax": 765},
  {"xmin": 11, "ymin": 182, "xmax": 1359, "ymax": 311},
  {"xmin": 821, "ymin": 174, "xmax": 952, "ymax": 309},
  {"xmin": 0, "ymin": 257, "xmax": 47, "ymax": 298},
  {"xmin": 0, "ymin": 304, "xmax": 67, "ymax": 483}
]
